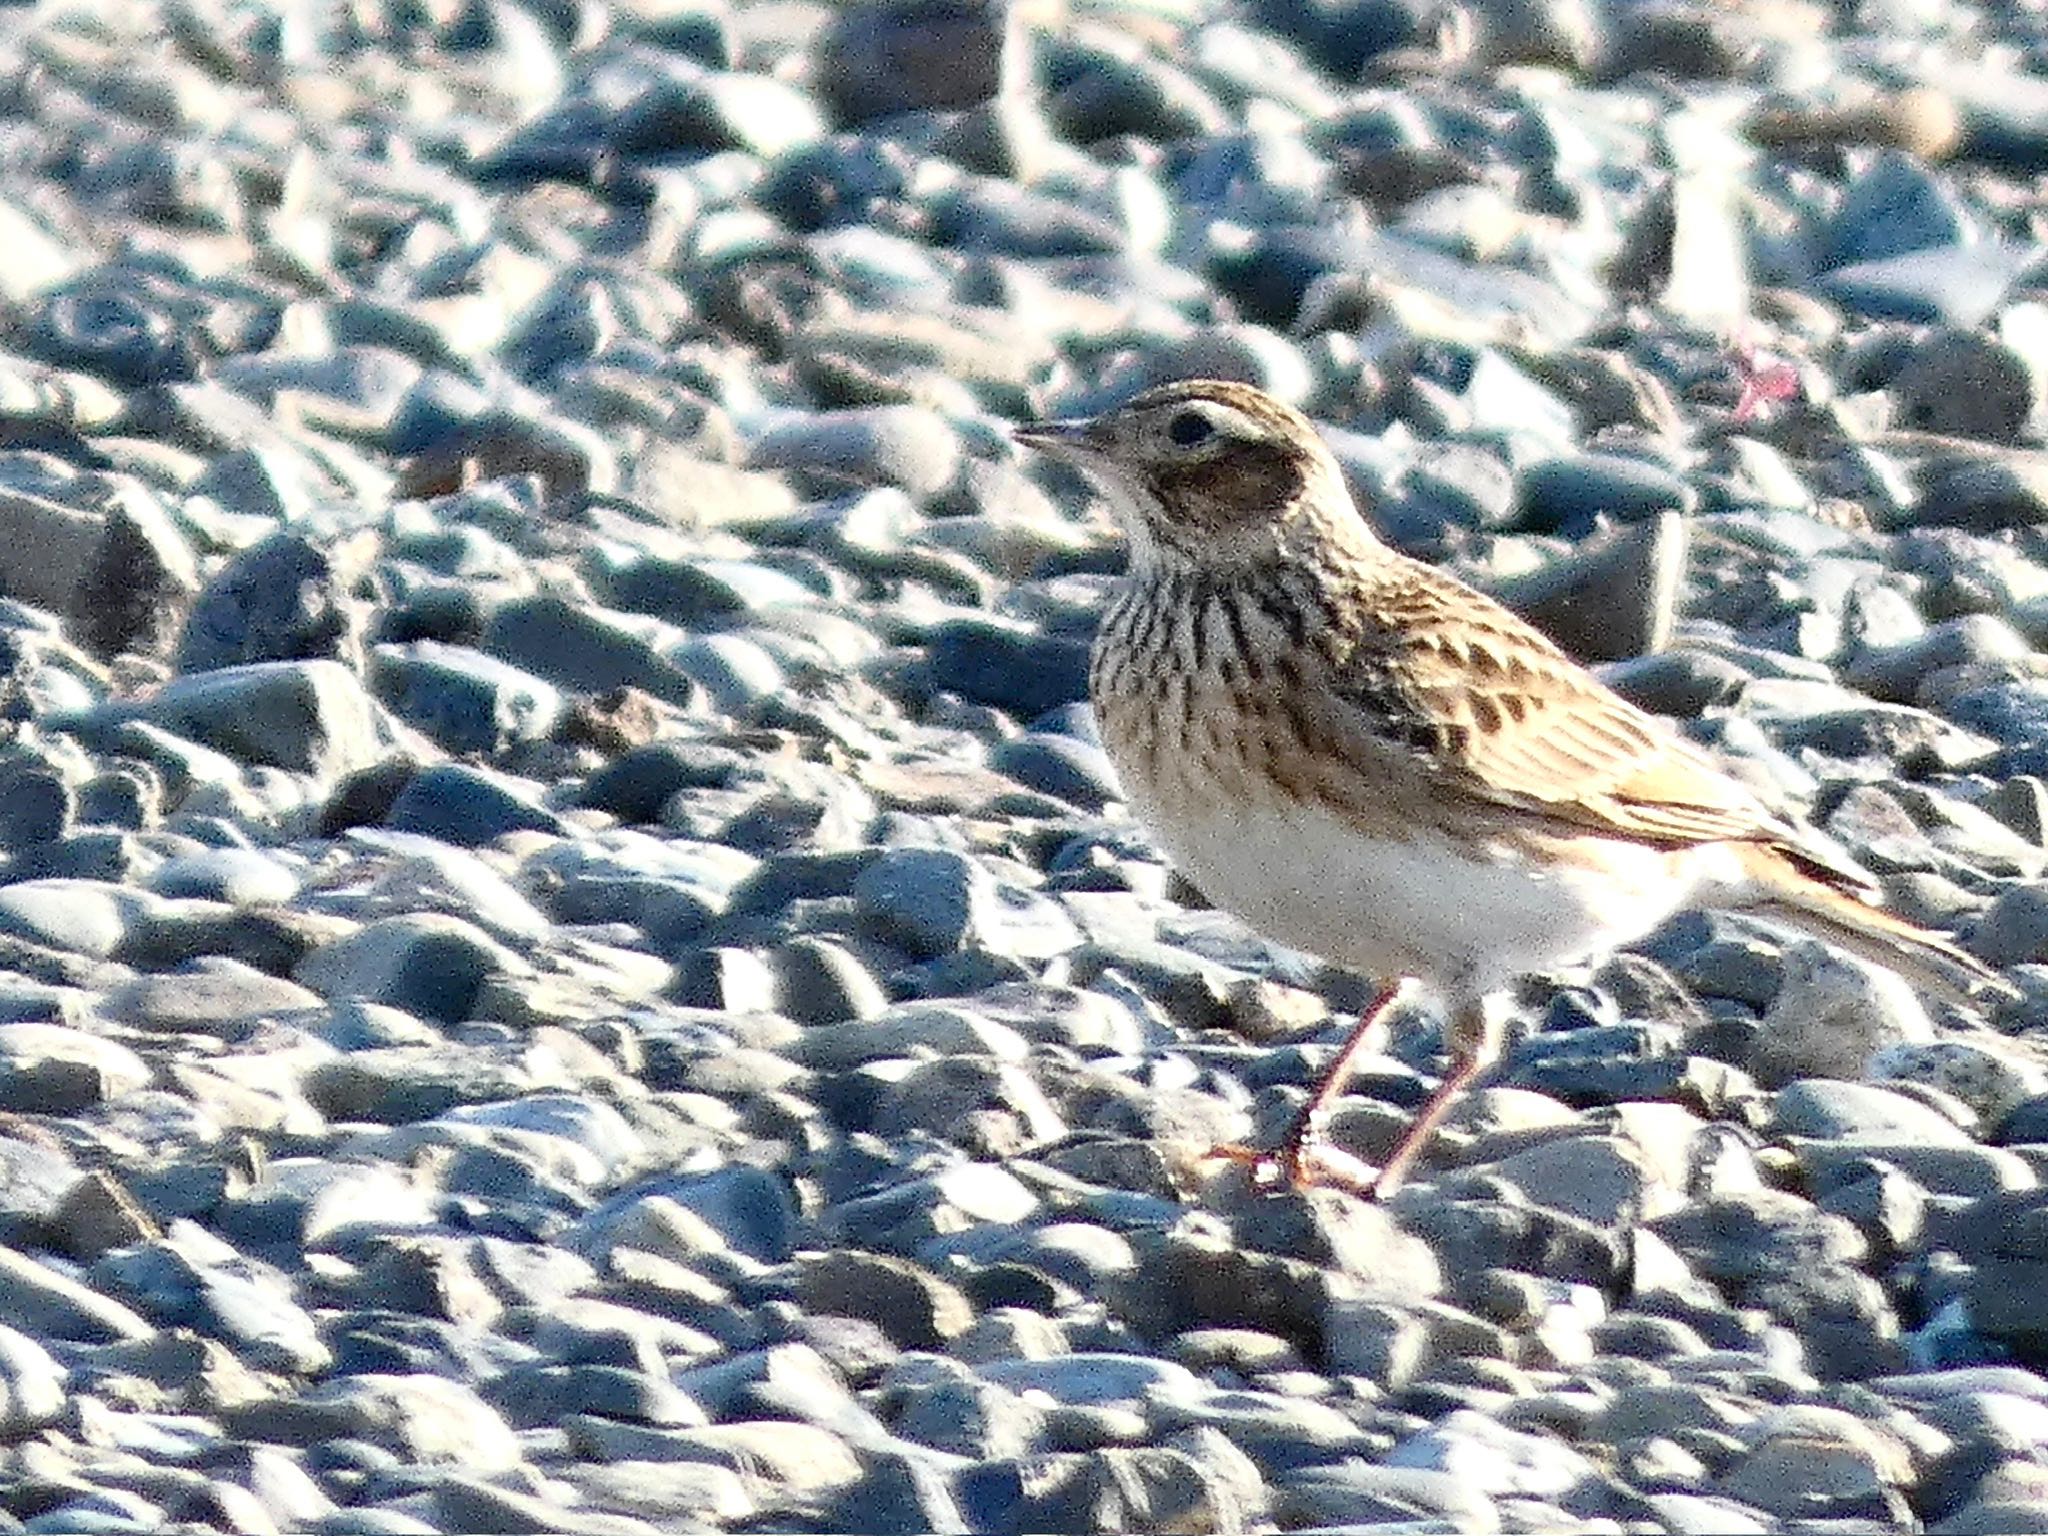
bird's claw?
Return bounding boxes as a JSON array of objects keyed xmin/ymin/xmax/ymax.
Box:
[{"xmin": 1202, "ymin": 1137, "xmax": 1385, "ymax": 1200}]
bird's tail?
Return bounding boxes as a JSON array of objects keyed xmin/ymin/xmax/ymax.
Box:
[{"xmin": 1725, "ymin": 843, "xmax": 2017, "ymax": 1008}]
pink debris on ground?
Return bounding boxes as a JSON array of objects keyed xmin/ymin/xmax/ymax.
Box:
[{"xmin": 1730, "ymin": 339, "xmax": 1802, "ymax": 423}]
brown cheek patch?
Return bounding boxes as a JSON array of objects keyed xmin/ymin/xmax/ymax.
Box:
[{"xmin": 1150, "ymin": 444, "xmax": 1308, "ymax": 533}]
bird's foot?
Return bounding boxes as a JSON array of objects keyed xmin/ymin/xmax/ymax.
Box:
[{"xmin": 1203, "ymin": 1134, "xmax": 1386, "ymax": 1201}]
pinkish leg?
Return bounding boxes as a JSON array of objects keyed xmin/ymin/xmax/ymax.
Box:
[
  {"xmin": 1206, "ymin": 979, "xmax": 1412, "ymax": 1198},
  {"xmin": 1210, "ymin": 987, "xmax": 1502, "ymax": 1201}
]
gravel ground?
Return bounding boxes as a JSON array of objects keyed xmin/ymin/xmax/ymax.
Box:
[{"xmin": 0, "ymin": 0, "xmax": 2047, "ymax": 1531}]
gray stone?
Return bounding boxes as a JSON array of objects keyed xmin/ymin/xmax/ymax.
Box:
[
  {"xmin": 295, "ymin": 913, "xmax": 530, "ymax": 1023},
  {"xmin": 51, "ymin": 1168, "xmax": 155, "ymax": 1260},
  {"xmin": 1487, "ymin": 512, "xmax": 1685, "ymax": 664},
  {"xmin": 431, "ymin": 1478, "xmax": 663, "ymax": 1536},
  {"xmin": 1870, "ymin": 1041, "xmax": 2048, "ymax": 1127},
  {"xmin": 482, "ymin": 594, "xmax": 701, "ymax": 708},
  {"xmin": 1715, "ymin": 1404, "xmax": 1912, "ymax": 1521},
  {"xmin": 748, "ymin": 406, "xmax": 961, "ymax": 498},
  {"xmin": 1793, "ymin": 1138, "xmax": 2031, "ymax": 1198},
  {"xmin": 218, "ymin": 1157, "xmax": 436, "ymax": 1249},
  {"xmin": 871, "ymin": 1054, "xmax": 1066, "ymax": 1153},
  {"xmin": 1819, "ymin": 241, "xmax": 2036, "ymax": 327},
  {"xmin": 576, "ymin": 1167, "xmax": 797, "ymax": 1266},
  {"xmin": 557, "ymin": 1459, "xmax": 754, "ymax": 1524},
  {"xmin": 304, "ymin": 1042, "xmax": 558, "ymax": 1124},
  {"xmin": 1915, "ymin": 458, "xmax": 2048, "ymax": 533},
  {"xmin": 0, "ymin": 1243, "xmax": 154, "ymax": 1343},
  {"xmin": 957, "ymin": 1447, "xmax": 1236, "ymax": 1536},
  {"xmin": 0, "ymin": 767, "xmax": 73, "ymax": 850},
  {"xmin": 0, "ymin": 487, "xmax": 199, "ymax": 659},
  {"xmin": 368, "ymin": 641, "xmax": 563, "ymax": 755},
  {"xmin": 0, "ymin": 878, "xmax": 159, "ymax": 957},
  {"xmin": 593, "ymin": 554, "xmax": 816, "ymax": 627},
  {"xmin": 1386, "ymin": 1407, "xmax": 1596, "ymax": 1496},
  {"xmin": 1891, "ymin": 332, "xmax": 2041, "ymax": 442},
  {"xmin": 977, "ymin": 1352, "xmax": 1205, "ymax": 1409},
  {"xmin": 852, "ymin": 847, "xmax": 1078, "ymax": 961},
  {"xmin": 1518, "ymin": 452, "xmax": 1695, "ymax": 531},
  {"xmin": 1969, "ymin": 882, "xmax": 2048, "ymax": 967},
  {"xmin": 1933, "ymin": 1499, "xmax": 2048, "ymax": 1535},
  {"xmin": 892, "ymin": 1367, "xmax": 1044, "ymax": 1459},
  {"xmin": 991, "ymin": 731, "xmax": 1122, "ymax": 810},
  {"xmin": 441, "ymin": 1092, "xmax": 646, "ymax": 1183},
  {"xmin": 223, "ymin": 1373, "xmax": 521, "ymax": 1470},
  {"xmin": 72, "ymin": 661, "xmax": 382, "ymax": 777},
  {"xmin": 828, "ymin": 1162, "xmax": 1039, "ymax": 1255},
  {"xmin": 1826, "ymin": 149, "xmax": 1972, "ymax": 269},
  {"xmin": 93, "ymin": 1237, "xmax": 331, "ymax": 1374},
  {"xmin": 0, "ymin": 1021, "xmax": 150, "ymax": 1110},
  {"xmin": 148, "ymin": 847, "xmax": 301, "ymax": 905},
  {"xmin": 1650, "ymin": 1189, "xmax": 1867, "ymax": 1288},
  {"xmin": 102, "ymin": 960, "xmax": 322, "ymax": 1041},
  {"xmin": 671, "ymin": 633, "xmax": 787, "ymax": 714},
  {"xmin": 0, "ymin": 1322, "xmax": 66, "ymax": 1433},
  {"xmin": 614, "ymin": 68, "xmax": 826, "ymax": 159},
  {"xmin": 1751, "ymin": 943, "xmax": 1933, "ymax": 1087},
  {"xmin": 1648, "ymin": 1492, "xmax": 1774, "ymax": 1534},
  {"xmin": 1271, "ymin": 1459, "xmax": 1501, "ymax": 1531},
  {"xmin": 926, "ymin": 618, "xmax": 1091, "ymax": 715},
  {"xmin": 797, "ymin": 1250, "xmax": 974, "ymax": 1351},
  {"xmin": 1773, "ymin": 1079, "xmax": 1976, "ymax": 1143},
  {"xmin": 768, "ymin": 935, "xmax": 888, "ymax": 1026},
  {"xmin": 1464, "ymin": 1134, "xmax": 1664, "ymax": 1228},
  {"xmin": 482, "ymin": 1361, "xmax": 703, "ymax": 1432},
  {"xmin": 783, "ymin": 1001, "xmax": 1029, "ymax": 1070},
  {"xmin": 563, "ymin": 1418, "xmax": 862, "ymax": 1491},
  {"xmin": 176, "ymin": 531, "xmax": 358, "ymax": 673},
  {"xmin": 383, "ymin": 763, "xmax": 568, "ymax": 846}
]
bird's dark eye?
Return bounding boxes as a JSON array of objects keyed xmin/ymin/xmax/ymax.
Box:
[{"xmin": 1167, "ymin": 410, "xmax": 1214, "ymax": 448}]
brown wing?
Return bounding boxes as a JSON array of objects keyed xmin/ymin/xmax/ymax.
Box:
[{"xmin": 1322, "ymin": 559, "xmax": 1870, "ymax": 887}]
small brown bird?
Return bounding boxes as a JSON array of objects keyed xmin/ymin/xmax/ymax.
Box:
[{"xmin": 1015, "ymin": 379, "xmax": 2012, "ymax": 1199}]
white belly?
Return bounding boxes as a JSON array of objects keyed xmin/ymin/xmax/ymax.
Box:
[{"xmin": 1131, "ymin": 785, "xmax": 1702, "ymax": 994}]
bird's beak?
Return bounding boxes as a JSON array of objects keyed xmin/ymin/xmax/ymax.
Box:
[
  {"xmin": 1013, "ymin": 418, "xmax": 1126, "ymax": 535},
  {"xmin": 1011, "ymin": 418, "xmax": 1100, "ymax": 464}
]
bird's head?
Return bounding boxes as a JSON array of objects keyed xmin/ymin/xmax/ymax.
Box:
[{"xmin": 1013, "ymin": 379, "xmax": 1367, "ymax": 571}]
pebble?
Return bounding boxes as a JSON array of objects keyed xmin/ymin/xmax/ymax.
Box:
[
  {"xmin": 386, "ymin": 763, "xmax": 570, "ymax": 845},
  {"xmin": 1774, "ymin": 1079, "xmax": 1976, "ymax": 1143},
  {"xmin": 818, "ymin": 0, "xmax": 1017, "ymax": 123},
  {"xmin": 797, "ymin": 1250, "xmax": 974, "ymax": 1350},
  {"xmin": 1518, "ymin": 452, "xmax": 1697, "ymax": 532},
  {"xmin": 1889, "ymin": 332, "xmax": 2040, "ymax": 442},
  {"xmin": 0, "ymin": 1021, "xmax": 150, "ymax": 1110},
  {"xmin": 70, "ymin": 661, "xmax": 384, "ymax": 778},
  {"xmin": 925, "ymin": 617, "xmax": 1093, "ymax": 715},
  {"xmin": 176, "ymin": 531, "xmax": 359, "ymax": 674},
  {"xmin": 294, "ymin": 913, "xmax": 529, "ymax": 1024},
  {"xmin": 1870, "ymin": 1041, "xmax": 2048, "ymax": 1128},
  {"xmin": 1487, "ymin": 512, "xmax": 1684, "ymax": 664},
  {"xmin": 1716, "ymin": 1403, "xmax": 1914, "ymax": 1520},
  {"xmin": 223, "ymin": 1374, "xmax": 522, "ymax": 1472},
  {"xmin": 0, "ymin": 1323, "xmax": 67, "ymax": 1434},
  {"xmin": 102, "ymin": 961, "xmax": 320, "ymax": 1040},
  {"xmin": 1750, "ymin": 943, "xmax": 1934, "ymax": 1087},
  {"xmin": 368, "ymin": 641, "xmax": 564, "ymax": 755},
  {"xmin": 0, "ymin": 1244, "xmax": 154, "ymax": 1343},
  {"xmin": 1818, "ymin": 241, "xmax": 2036, "ymax": 327}
]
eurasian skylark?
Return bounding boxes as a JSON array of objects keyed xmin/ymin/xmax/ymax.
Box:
[{"xmin": 1016, "ymin": 378, "xmax": 2011, "ymax": 1199}]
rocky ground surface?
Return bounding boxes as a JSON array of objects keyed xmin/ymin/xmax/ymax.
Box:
[{"xmin": 1, "ymin": 0, "xmax": 2048, "ymax": 1530}]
